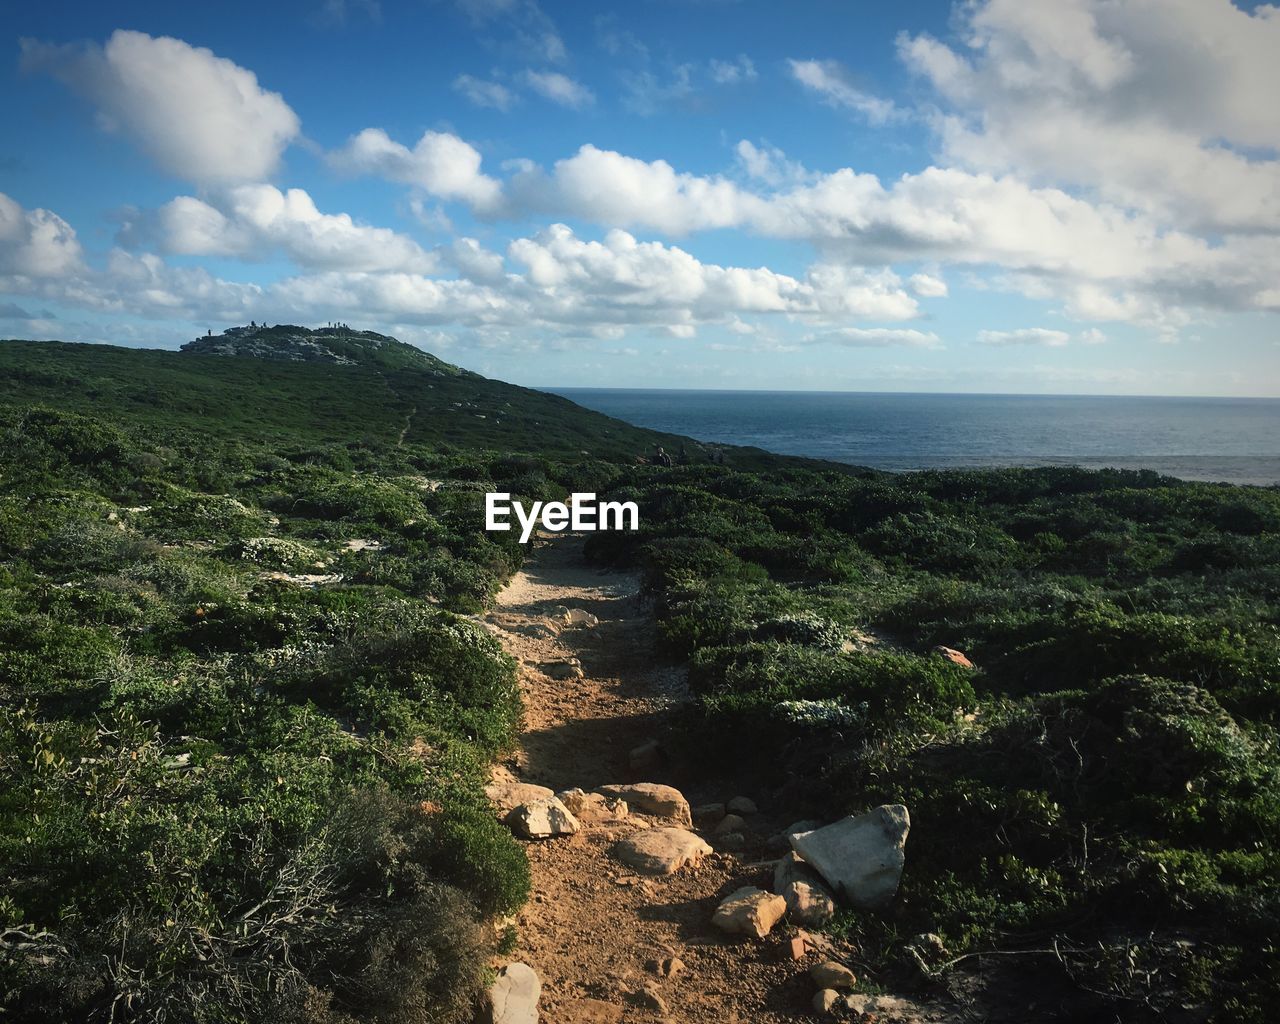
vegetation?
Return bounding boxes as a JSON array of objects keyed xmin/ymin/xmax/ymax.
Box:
[
  {"xmin": 585, "ymin": 463, "xmax": 1280, "ymax": 1021},
  {"xmin": 0, "ymin": 335, "xmax": 701, "ymax": 1022},
  {"xmin": 2, "ymin": 335, "xmax": 1277, "ymax": 1021}
]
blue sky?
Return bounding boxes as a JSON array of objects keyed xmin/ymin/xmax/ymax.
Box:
[{"xmin": 2, "ymin": 0, "xmax": 1278, "ymax": 395}]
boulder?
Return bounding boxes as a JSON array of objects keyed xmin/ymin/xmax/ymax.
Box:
[
  {"xmin": 933, "ymin": 645, "xmax": 974, "ymax": 669},
  {"xmin": 509, "ymin": 797, "xmax": 580, "ymax": 839},
  {"xmin": 597, "ymin": 783, "xmax": 691, "ymax": 825},
  {"xmin": 711, "ymin": 886, "xmax": 787, "ymax": 939},
  {"xmin": 614, "ymin": 827, "xmax": 711, "ymax": 875},
  {"xmin": 484, "ymin": 962, "xmax": 540, "ymax": 1024},
  {"xmin": 727, "ymin": 795, "xmax": 758, "ymax": 815},
  {"xmin": 809, "ymin": 961, "xmax": 857, "ymax": 990},
  {"xmin": 790, "ymin": 805, "xmax": 910, "ymax": 909},
  {"xmin": 773, "ymin": 852, "xmax": 837, "ymax": 926},
  {"xmin": 713, "ymin": 813, "xmax": 747, "ymax": 836},
  {"xmin": 557, "ymin": 788, "xmax": 628, "ymax": 823},
  {"xmin": 487, "ymin": 781, "xmax": 555, "ymax": 817}
]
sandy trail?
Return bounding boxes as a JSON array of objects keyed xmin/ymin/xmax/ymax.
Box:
[{"xmin": 483, "ymin": 533, "xmax": 959, "ymax": 1023}]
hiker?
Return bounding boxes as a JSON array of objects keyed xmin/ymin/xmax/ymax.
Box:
[
  {"xmin": 678, "ymin": 445, "xmax": 689, "ymax": 465},
  {"xmin": 655, "ymin": 445, "xmax": 673, "ymax": 467}
]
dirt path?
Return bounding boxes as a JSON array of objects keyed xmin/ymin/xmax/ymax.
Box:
[{"xmin": 483, "ymin": 534, "xmax": 957, "ymax": 1023}]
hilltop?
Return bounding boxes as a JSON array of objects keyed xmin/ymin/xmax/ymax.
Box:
[{"xmin": 180, "ymin": 323, "xmax": 466, "ymax": 375}]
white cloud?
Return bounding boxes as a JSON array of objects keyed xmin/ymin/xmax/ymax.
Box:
[
  {"xmin": 509, "ymin": 145, "xmax": 763, "ymax": 233},
  {"xmin": 154, "ymin": 186, "xmax": 437, "ymax": 272},
  {"xmin": 1079, "ymin": 327, "xmax": 1107, "ymax": 344},
  {"xmin": 22, "ymin": 30, "xmax": 300, "ymax": 184},
  {"xmin": 735, "ymin": 140, "xmax": 810, "ymax": 187},
  {"xmin": 0, "ymin": 193, "xmax": 84, "ymax": 278},
  {"xmin": 710, "ymin": 55, "xmax": 757, "ymax": 85},
  {"xmin": 898, "ymin": 0, "xmax": 1280, "ymax": 232},
  {"xmin": 788, "ymin": 59, "xmax": 899, "ymax": 124},
  {"xmin": 453, "ymin": 74, "xmax": 517, "ymax": 111},
  {"xmin": 977, "ymin": 327, "xmax": 1071, "ymax": 347},
  {"xmin": 521, "ymin": 70, "xmax": 595, "ymax": 109},
  {"xmin": 805, "ymin": 326, "xmax": 942, "ymax": 348},
  {"xmin": 909, "ymin": 272, "xmax": 948, "ymax": 297},
  {"xmin": 329, "ymin": 128, "xmax": 503, "ymax": 212}
]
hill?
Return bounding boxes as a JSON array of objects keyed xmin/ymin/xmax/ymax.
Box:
[{"xmin": 0, "ymin": 335, "xmax": 694, "ymax": 459}]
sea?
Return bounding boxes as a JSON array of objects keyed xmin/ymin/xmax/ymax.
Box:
[{"xmin": 550, "ymin": 390, "xmax": 1280, "ymax": 487}]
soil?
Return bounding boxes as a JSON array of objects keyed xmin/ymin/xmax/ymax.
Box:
[{"xmin": 482, "ymin": 533, "xmax": 966, "ymax": 1023}]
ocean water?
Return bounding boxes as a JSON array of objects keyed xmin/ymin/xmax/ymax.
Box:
[{"xmin": 550, "ymin": 389, "xmax": 1280, "ymax": 486}]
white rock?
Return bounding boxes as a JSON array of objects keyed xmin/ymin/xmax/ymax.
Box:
[
  {"xmin": 486, "ymin": 782, "xmax": 555, "ymax": 817},
  {"xmin": 790, "ymin": 805, "xmax": 910, "ymax": 909},
  {"xmin": 509, "ymin": 797, "xmax": 580, "ymax": 839},
  {"xmin": 596, "ymin": 783, "xmax": 691, "ymax": 825},
  {"xmin": 727, "ymin": 795, "xmax": 758, "ymax": 815},
  {"xmin": 484, "ymin": 962, "xmax": 540, "ymax": 1024},
  {"xmin": 711, "ymin": 886, "xmax": 787, "ymax": 939},
  {"xmin": 614, "ymin": 827, "xmax": 711, "ymax": 875}
]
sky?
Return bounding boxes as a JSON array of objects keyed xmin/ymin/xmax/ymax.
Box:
[{"xmin": 1, "ymin": 0, "xmax": 1279, "ymax": 396}]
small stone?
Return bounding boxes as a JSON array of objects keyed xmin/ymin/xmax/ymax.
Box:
[
  {"xmin": 691, "ymin": 802, "xmax": 727, "ymax": 824},
  {"xmin": 660, "ymin": 956, "xmax": 685, "ymax": 977},
  {"xmin": 727, "ymin": 795, "xmax": 758, "ymax": 815},
  {"xmin": 713, "ymin": 813, "xmax": 747, "ymax": 836},
  {"xmin": 809, "ymin": 960, "xmax": 857, "ymax": 990},
  {"xmin": 711, "ymin": 886, "xmax": 787, "ymax": 939},
  {"xmin": 509, "ymin": 796, "xmax": 580, "ymax": 839},
  {"xmin": 788, "ymin": 936, "xmax": 809, "ymax": 960},
  {"xmin": 632, "ymin": 983, "xmax": 667, "ymax": 1014},
  {"xmin": 629, "ymin": 739, "xmax": 660, "ymax": 771},
  {"xmin": 813, "ymin": 989, "xmax": 841, "ymax": 1013},
  {"xmin": 483, "ymin": 962, "xmax": 540, "ymax": 1024},
  {"xmin": 614, "ymin": 827, "xmax": 712, "ymax": 875},
  {"xmin": 933, "ymin": 645, "xmax": 974, "ymax": 669},
  {"xmin": 597, "ymin": 783, "xmax": 691, "ymax": 825}
]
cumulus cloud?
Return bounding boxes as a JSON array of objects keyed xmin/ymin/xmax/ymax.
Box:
[
  {"xmin": 453, "ymin": 73, "xmax": 517, "ymax": 111},
  {"xmin": 521, "ymin": 70, "xmax": 595, "ymax": 108},
  {"xmin": 21, "ymin": 30, "xmax": 300, "ymax": 184},
  {"xmin": 897, "ymin": 0, "xmax": 1280, "ymax": 232},
  {"xmin": 329, "ymin": 128, "xmax": 503, "ymax": 212},
  {"xmin": 977, "ymin": 327, "xmax": 1071, "ymax": 347},
  {"xmin": 788, "ymin": 59, "xmax": 899, "ymax": 124},
  {"xmin": 151, "ymin": 186, "xmax": 437, "ymax": 272},
  {"xmin": 0, "ymin": 192, "xmax": 84, "ymax": 277}
]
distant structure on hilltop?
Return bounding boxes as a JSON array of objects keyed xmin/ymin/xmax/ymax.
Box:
[{"xmin": 180, "ymin": 323, "xmax": 467, "ymax": 375}]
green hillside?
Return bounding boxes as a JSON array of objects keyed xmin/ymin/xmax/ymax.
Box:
[{"xmin": 0, "ymin": 337, "xmax": 690, "ymax": 457}]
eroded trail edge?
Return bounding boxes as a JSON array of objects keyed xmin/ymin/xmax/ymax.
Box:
[{"xmin": 481, "ymin": 534, "xmax": 950, "ymax": 1023}]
